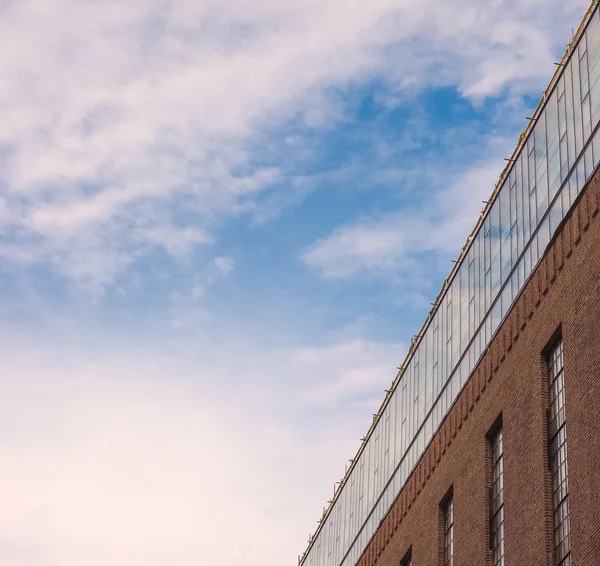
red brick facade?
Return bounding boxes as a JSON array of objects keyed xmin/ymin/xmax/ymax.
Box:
[{"xmin": 356, "ymin": 170, "xmax": 600, "ymax": 565}]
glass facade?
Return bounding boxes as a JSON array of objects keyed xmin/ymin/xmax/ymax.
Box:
[
  {"xmin": 491, "ymin": 428, "xmax": 504, "ymax": 566},
  {"xmin": 548, "ymin": 341, "xmax": 571, "ymax": 566},
  {"xmin": 300, "ymin": 6, "xmax": 600, "ymax": 566}
]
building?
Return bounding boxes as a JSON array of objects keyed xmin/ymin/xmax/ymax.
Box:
[{"xmin": 299, "ymin": 2, "xmax": 600, "ymax": 566}]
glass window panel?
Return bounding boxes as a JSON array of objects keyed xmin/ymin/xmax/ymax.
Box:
[
  {"xmin": 515, "ymin": 155, "xmax": 525, "ymax": 254},
  {"xmin": 491, "ymin": 428, "xmax": 504, "ymax": 566},
  {"xmin": 549, "ymin": 341, "xmax": 571, "ymax": 566},
  {"xmin": 583, "ymin": 91, "xmax": 593, "ymax": 143},
  {"xmin": 549, "ymin": 195, "xmax": 564, "ymax": 235},
  {"xmin": 499, "ymin": 284, "xmax": 509, "ymax": 321},
  {"xmin": 560, "ymin": 132, "xmax": 569, "ymax": 182},
  {"xmin": 559, "ymin": 90, "xmax": 567, "ymax": 136},
  {"xmin": 564, "ymin": 72, "xmax": 577, "ymax": 188},
  {"xmin": 581, "ymin": 49, "xmax": 590, "ymax": 97},
  {"xmin": 444, "ymin": 497, "xmax": 454, "ymax": 566},
  {"xmin": 538, "ymin": 216, "xmax": 551, "ymax": 258},
  {"xmin": 460, "ymin": 264, "xmax": 469, "ymax": 351},
  {"xmin": 594, "ymin": 128, "xmax": 600, "ymax": 170},
  {"xmin": 549, "ymin": 146, "xmax": 561, "ymax": 201},
  {"xmin": 547, "ymin": 91, "xmax": 560, "ymax": 156},
  {"xmin": 535, "ymin": 117, "xmax": 550, "ymax": 220},
  {"xmin": 573, "ymin": 44, "xmax": 585, "ymax": 156},
  {"xmin": 589, "ymin": 20, "xmax": 600, "ymax": 127},
  {"xmin": 585, "ymin": 143, "xmax": 594, "ymax": 181},
  {"xmin": 577, "ymin": 157, "xmax": 586, "ymax": 193}
]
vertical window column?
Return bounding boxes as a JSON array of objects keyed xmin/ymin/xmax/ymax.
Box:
[
  {"xmin": 490, "ymin": 428, "xmax": 504, "ymax": 566},
  {"xmin": 444, "ymin": 496, "xmax": 454, "ymax": 566},
  {"xmin": 548, "ymin": 341, "xmax": 572, "ymax": 566}
]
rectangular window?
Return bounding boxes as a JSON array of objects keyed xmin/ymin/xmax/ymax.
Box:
[
  {"xmin": 443, "ymin": 494, "xmax": 454, "ymax": 566},
  {"xmin": 490, "ymin": 427, "xmax": 504, "ymax": 566},
  {"xmin": 400, "ymin": 547, "xmax": 412, "ymax": 566},
  {"xmin": 548, "ymin": 340, "xmax": 572, "ymax": 566}
]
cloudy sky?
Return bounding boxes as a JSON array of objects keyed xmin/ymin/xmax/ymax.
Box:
[{"xmin": 0, "ymin": 1, "xmax": 591, "ymax": 565}]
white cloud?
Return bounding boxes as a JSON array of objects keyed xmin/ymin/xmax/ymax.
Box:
[
  {"xmin": 138, "ymin": 225, "xmax": 212, "ymax": 256},
  {"xmin": 302, "ymin": 152, "xmax": 508, "ymax": 279},
  {"xmin": 0, "ymin": 0, "xmax": 588, "ymax": 287},
  {"xmin": 214, "ymin": 255, "xmax": 235, "ymax": 277},
  {"xmin": 291, "ymin": 339, "xmax": 405, "ymax": 406}
]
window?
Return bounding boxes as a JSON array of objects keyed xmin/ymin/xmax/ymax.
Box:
[
  {"xmin": 490, "ymin": 427, "xmax": 504, "ymax": 566},
  {"xmin": 443, "ymin": 494, "xmax": 454, "ymax": 566},
  {"xmin": 400, "ymin": 547, "xmax": 412, "ymax": 566},
  {"xmin": 548, "ymin": 340, "xmax": 572, "ymax": 566}
]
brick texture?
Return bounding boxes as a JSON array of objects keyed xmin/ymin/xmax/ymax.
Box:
[{"xmin": 354, "ymin": 171, "xmax": 600, "ymax": 566}]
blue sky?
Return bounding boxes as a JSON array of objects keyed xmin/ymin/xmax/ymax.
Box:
[{"xmin": 0, "ymin": 1, "xmax": 591, "ymax": 565}]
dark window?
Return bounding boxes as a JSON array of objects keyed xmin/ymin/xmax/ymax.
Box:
[
  {"xmin": 444, "ymin": 496, "xmax": 454, "ymax": 566},
  {"xmin": 548, "ymin": 340, "xmax": 571, "ymax": 566},
  {"xmin": 490, "ymin": 427, "xmax": 504, "ymax": 566},
  {"xmin": 400, "ymin": 547, "xmax": 412, "ymax": 566}
]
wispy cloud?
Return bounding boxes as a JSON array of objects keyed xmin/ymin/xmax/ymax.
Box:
[
  {"xmin": 301, "ymin": 138, "xmax": 512, "ymax": 280},
  {"xmin": 0, "ymin": 0, "xmax": 587, "ymax": 288},
  {"xmin": 291, "ymin": 339, "xmax": 405, "ymax": 406},
  {"xmin": 214, "ymin": 255, "xmax": 235, "ymax": 277}
]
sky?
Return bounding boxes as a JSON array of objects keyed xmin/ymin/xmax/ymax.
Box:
[{"xmin": 0, "ymin": 1, "xmax": 592, "ymax": 565}]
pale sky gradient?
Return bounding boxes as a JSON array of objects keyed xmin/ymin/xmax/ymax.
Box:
[{"xmin": 0, "ymin": 1, "xmax": 591, "ymax": 565}]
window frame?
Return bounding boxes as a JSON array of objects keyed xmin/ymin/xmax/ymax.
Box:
[
  {"xmin": 440, "ymin": 487, "xmax": 454, "ymax": 566},
  {"xmin": 487, "ymin": 415, "xmax": 504, "ymax": 566},
  {"xmin": 546, "ymin": 339, "xmax": 572, "ymax": 566}
]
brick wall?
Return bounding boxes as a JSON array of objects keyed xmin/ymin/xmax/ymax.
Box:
[{"xmin": 355, "ymin": 170, "xmax": 600, "ymax": 566}]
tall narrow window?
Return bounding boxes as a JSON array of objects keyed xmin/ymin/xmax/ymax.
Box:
[
  {"xmin": 490, "ymin": 427, "xmax": 504, "ymax": 566},
  {"xmin": 548, "ymin": 340, "xmax": 571, "ymax": 566},
  {"xmin": 443, "ymin": 496, "xmax": 454, "ymax": 566}
]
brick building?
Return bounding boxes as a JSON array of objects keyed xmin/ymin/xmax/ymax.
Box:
[{"xmin": 299, "ymin": 2, "xmax": 600, "ymax": 566}]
